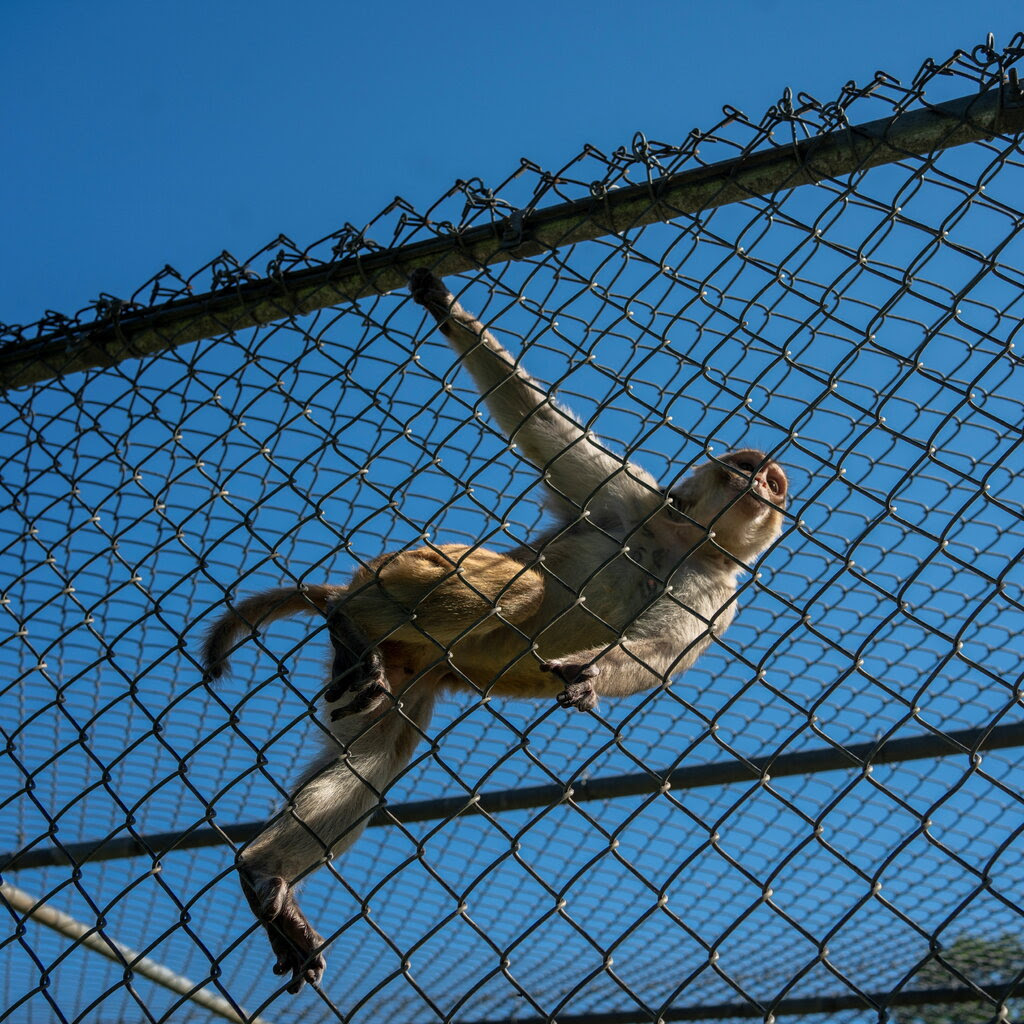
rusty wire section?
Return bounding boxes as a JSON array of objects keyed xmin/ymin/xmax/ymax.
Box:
[{"xmin": 2, "ymin": 37, "xmax": 1024, "ymax": 1024}]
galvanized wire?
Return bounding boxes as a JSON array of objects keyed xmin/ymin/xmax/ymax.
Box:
[{"xmin": 2, "ymin": 35, "xmax": 1024, "ymax": 1024}]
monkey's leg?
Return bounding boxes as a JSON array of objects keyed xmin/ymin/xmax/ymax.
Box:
[{"xmin": 237, "ymin": 684, "xmax": 436, "ymax": 993}]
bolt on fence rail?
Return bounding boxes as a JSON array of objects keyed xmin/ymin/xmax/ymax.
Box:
[{"xmin": 2, "ymin": 36, "xmax": 1024, "ymax": 1024}]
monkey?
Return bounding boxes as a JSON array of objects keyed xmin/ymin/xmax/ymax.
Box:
[{"xmin": 201, "ymin": 268, "xmax": 789, "ymax": 993}]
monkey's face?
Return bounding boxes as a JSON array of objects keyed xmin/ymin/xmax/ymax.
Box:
[
  {"xmin": 668, "ymin": 448, "xmax": 788, "ymax": 563},
  {"xmin": 718, "ymin": 448, "xmax": 788, "ymax": 512}
]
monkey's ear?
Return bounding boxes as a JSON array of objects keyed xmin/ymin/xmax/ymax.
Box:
[{"xmin": 666, "ymin": 473, "xmax": 702, "ymax": 514}]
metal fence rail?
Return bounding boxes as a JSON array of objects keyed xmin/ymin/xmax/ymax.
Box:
[
  {"xmin": 3, "ymin": 720, "xmax": 1022, "ymax": 877},
  {"xmin": 3, "ymin": 77, "xmax": 1024, "ymax": 392},
  {"xmin": 2, "ymin": 35, "xmax": 1023, "ymax": 1024}
]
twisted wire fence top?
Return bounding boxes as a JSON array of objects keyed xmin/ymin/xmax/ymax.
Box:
[{"xmin": 1, "ymin": 37, "xmax": 1023, "ymax": 1024}]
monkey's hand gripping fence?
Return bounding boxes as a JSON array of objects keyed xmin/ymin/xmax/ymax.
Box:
[{"xmin": 2, "ymin": 38, "xmax": 1024, "ymax": 1024}]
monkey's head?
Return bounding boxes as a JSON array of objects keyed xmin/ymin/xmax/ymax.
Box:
[{"xmin": 668, "ymin": 448, "xmax": 788, "ymax": 563}]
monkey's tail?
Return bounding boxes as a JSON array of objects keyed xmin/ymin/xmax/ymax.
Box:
[{"xmin": 201, "ymin": 584, "xmax": 346, "ymax": 680}]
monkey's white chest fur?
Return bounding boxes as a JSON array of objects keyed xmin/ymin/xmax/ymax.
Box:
[{"xmin": 525, "ymin": 514, "xmax": 740, "ymax": 669}]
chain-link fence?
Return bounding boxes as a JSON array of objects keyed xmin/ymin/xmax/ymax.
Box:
[{"xmin": 2, "ymin": 37, "xmax": 1024, "ymax": 1024}]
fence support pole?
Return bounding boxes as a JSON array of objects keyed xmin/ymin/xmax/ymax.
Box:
[
  {"xmin": 0, "ymin": 882, "xmax": 270, "ymax": 1024},
  {"xmin": 3, "ymin": 719, "xmax": 1019, "ymax": 873}
]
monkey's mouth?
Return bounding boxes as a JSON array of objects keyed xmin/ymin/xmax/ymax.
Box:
[{"xmin": 721, "ymin": 470, "xmax": 781, "ymax": 519}]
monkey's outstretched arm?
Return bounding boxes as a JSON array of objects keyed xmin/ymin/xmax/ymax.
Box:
[
  {"xmin": 409, "ymin": 269, "xmax": 662, "ymax": 517},
  {"xmin": 540, "ymin": 628, "xmax": 715, "ymax": 710}
]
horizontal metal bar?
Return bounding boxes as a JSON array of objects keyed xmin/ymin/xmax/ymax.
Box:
[
  {"xmin": 2, "ymin": 720, "xmax": 1019, "ymax": 872},
  {"xmin": 4, "ymin": 81, "xmax": 1023, "ymax": 390},
  {"xmin": 457, "ymin": 980, "xmax": 1022, "ymax": 1024}
]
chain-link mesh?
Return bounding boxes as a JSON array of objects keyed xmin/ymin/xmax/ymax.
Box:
[{"xmin": 2, "ymin": 37, "xmax": 1023, "ymax": 1024}]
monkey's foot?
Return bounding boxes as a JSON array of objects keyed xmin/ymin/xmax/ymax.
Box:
[
  {"xmin": 267, "ymin": 892, "xmax": 327, "ymax": 994},
  {"xmin": 542, "ymin": 660, "xmax": 600, "ymax": 712},
  {"xmin": 324, "ymin": 607, "xmax": 390, "ymax": 718},
  {"xmin": 239, "ymin": 871, "xmax": 326, "ymax": 994}
]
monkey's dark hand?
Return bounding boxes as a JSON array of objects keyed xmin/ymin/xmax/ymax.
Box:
[
  {"xmin": 409, "ymin": 268, "xmax": 457, "ymax": 328},
  {"xmin": 542, "ymin": 660, "xmax": 600, "ymax": 712}
]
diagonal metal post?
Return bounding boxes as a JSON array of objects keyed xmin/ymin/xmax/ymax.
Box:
[{"xmin": 0, "ymin": 882, "xmax": 271, "ymax": 1024}]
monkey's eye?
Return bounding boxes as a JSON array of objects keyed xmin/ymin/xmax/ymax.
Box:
[
  {"xmin": 768, "ymin": 479, "xmax": 781, "ymax": 494},
  {"xmin": 735, "ymin": 460, "xmax": 756, "ymax": 474}
]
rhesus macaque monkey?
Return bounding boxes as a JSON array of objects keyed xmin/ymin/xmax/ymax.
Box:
[{"xmin": 202, "ymin": 268, "xmax": 788, "ymax": 992}]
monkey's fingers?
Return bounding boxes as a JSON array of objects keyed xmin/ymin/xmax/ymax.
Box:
[
  {"xmin": 264, "ymin": 895, "xmax": 327, "ymax": 994},
  {"xmin": 266, "ymin": 932, "xmax": 326, "ymax": 994},
  {"xmin": 555, "ymin": 679, "xmax": 599, "ymax": 712},
  {"xmin": 409, "ymin": 268, "xmax": 456, "ymax": 321},
  {"xmin": 323, "ymin": 639, "xmax": 386, "ymax": 704},
  {"xmin": 542, "ymin": 660, "xmax": 600, "ymax": 712}
]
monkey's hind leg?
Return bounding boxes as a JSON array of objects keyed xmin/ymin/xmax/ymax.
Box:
[
  {"xmin": 236, "ymin": 745, "xmax": 376, "ymax": 994},
  {"xmin": 234, "ymin": 610, "xmax": 386, "ymax": 993},
  {"xmin": 237, "ymin": 685, "xmax": 437, "ymax": 993}
]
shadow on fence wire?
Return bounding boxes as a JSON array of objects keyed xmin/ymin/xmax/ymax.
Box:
[{"xmin": 1, "ymin": 35, "xmax": 1024, "ymax": 1024}]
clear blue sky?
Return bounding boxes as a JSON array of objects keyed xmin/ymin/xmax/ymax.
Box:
[{"xmin": 3, "ymin": 0, "xmax": 1022, "ymax": 328}]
